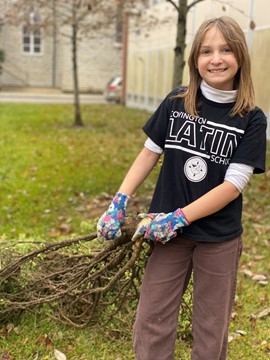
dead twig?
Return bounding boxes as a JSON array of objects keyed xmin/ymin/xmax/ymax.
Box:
[{"xmin": 0, "ymin": 216, "xmax": 192, "ymax": 334}]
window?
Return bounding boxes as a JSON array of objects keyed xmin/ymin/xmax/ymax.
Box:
[
  {"xmin": 147, "ymin": 0, "xmax": 166, "ymax": 7},
  {"xmin": 22, "ymin": 27, "xmax": 42, "ymax": 54},
  {"xmin": 22, "ymin": 10, "xmax": 42, "ymax": 54}
]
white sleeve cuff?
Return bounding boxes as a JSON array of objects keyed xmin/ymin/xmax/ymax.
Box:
[
  {"xmin": 224, "ymin": 163, "xmax": 254, "ymax": 192},
  {"xmin": 144, "ymin": 137, "xmax": 163, "ymax": 154}
]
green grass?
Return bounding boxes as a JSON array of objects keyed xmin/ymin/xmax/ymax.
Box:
[
  {"xmin": 0, "ymin": 103, "xmax": 156, "ymax": 240},
  {"xmin": 0, "ymin": 103, "xmax": 269, "ymax": 359}
]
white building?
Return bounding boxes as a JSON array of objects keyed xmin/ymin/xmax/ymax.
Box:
[{"xmin": 0, "ymin": 2, "xmax": 122, "ymax": 93}]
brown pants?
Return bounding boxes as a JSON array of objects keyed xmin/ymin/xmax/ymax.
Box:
[{"xmin": 133, "ymin": 236, "xmax": 242, "ymax": 360}]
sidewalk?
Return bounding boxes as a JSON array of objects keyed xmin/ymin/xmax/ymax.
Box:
[{"xmin": 0, "ymin": 86, "xmax": 106, "ymax": 104}]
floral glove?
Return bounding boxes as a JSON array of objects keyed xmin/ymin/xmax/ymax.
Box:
[
  {"xmin": 97, "ymin": 192, "xmax": 130, "ymax": 241},
  {"xmin": 132, "ymin": 208, "xmax": 190, "ymax": 244}
]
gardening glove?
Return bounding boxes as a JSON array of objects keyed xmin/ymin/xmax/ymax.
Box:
[
  {"xmin": 132, "ymin": 208, "xmax": 190, "ymax": 244},
  {"xmin": 97, "ymin": 192, "xmax": 130, "ymax": 241}
]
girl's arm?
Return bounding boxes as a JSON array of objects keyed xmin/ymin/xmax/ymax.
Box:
[
  {"xmin": 132, "ymin": 179, "xmax": 241, "ymax": 243},
  {"xmin": 182, "ymin": 181, "xmax": 240, "ymax": 223},
  {"xmin": 120, "ymin": 147, "xmax": 240, "ymax": 222},
  {"xmin": 118, "ymin": 147, "xmax": 161, "ymax": 196}
]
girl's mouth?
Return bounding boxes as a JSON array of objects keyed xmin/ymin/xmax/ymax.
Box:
[{"xmin": 208, "ymin": 68, "xmax": 227, "ymax": 73}]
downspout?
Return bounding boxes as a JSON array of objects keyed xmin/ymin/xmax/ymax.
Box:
[
  {"xmin": 52, "ymin": 0, "xmax": 57, "ymax": 87},
  {"xmin": 121, "ymin": 12, "xmax": 128, "ymax": 105},
  {"xmin": 247, "ymin": 0, "xmax": 255, "ymax": 52}
]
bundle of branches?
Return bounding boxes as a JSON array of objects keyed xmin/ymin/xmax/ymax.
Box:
[{"xmin": 0, "ymin": 217, "xmax": 192, "ymax": 333}]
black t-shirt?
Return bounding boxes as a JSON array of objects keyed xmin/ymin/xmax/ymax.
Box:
[{"xmin": 143, "ymin": 88, "xmax": 267, "ymax": 242}]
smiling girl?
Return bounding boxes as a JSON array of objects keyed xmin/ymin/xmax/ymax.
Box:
[{"xmin": 97, "ymin": 17, "xmax": 267, "ymax": 360}]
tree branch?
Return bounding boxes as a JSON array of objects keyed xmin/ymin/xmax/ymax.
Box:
[
  {"xmin": 187, "ymin": 0, "xmax": 205, "ymax": 12},
  {"xmin": 0, "ymin": 216, "xmax": 192, "ymax": 333},
  {"xmin": 166, "ymin": 0, "xmax": 179, "ymax": 12}
]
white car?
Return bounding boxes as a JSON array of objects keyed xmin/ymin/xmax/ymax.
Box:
[{"xmin": 104, "ymin": 76, "xmax": 122, "ymax": 103}]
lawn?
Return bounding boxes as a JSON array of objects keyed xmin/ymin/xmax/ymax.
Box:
[{"xmin": 0, "ymin": 103, "xmax": 269, "ymax": 359}]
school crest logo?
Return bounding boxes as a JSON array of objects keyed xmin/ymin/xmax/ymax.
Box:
[{"xmin": 184, "ymin": 156, "xmax": 207, "ymax": 182}]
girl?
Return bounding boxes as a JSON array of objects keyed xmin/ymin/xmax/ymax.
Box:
[{"xmin": 97, "ymin": 16, "xmax": 267, "ymax": 360}]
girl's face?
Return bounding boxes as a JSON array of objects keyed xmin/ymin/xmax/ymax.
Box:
[{"xmin": 197, "ymin": 27, "xmax": 239, "ymax": 91}]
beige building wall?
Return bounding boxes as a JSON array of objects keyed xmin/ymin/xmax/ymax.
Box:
[
  {"xmin": 126, "ymin": 0, "xmax": 270, "ymax": 128},
  {"xmin": 250, "ymin": 29, "xmax": 270, "ymax": 113},
  {"xmin": 0, "ymin": 24, "xmax": 55, "ymax": 87},
  {"xmin": 0, "ymin": 14, "xmax": 121, "ymax": 93},
  {"xmin": 60, "ymin": 29, "xmax": 122, "ymax": 93}
]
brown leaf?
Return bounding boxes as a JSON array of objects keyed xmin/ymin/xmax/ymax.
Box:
[
  {"xmin": 36, "ymin": 334, "xmax": 54, "ymax": 348},
  {"xmin": 48, "ymin": 229, "xmax": 61, "ymax": 238},
  {"xmin": 250, "ymin": 315, "xmax": 257, "ymax": 329},
  {"xmin": 0, "ymin": 327, "xmax": 6, "ymax": 336},
  {"xmin": 45, "ymin": 335, "xmax": 54, "ymax": 348},
  {"xmin": 58, "ymin": 223, "xmax": 73, "ymax": 234},
  {"xmin": 0, "ymin": 351, "xmax": 14, "ymax": 360}
]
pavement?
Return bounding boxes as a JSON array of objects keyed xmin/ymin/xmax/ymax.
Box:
[{"xmin": 0, "ymin": 86, "xmax": 106, "ymax": 104}]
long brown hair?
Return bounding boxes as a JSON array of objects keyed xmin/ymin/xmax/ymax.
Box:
[{"xmin": 177, "ymin": 16, "xmax": 255, "ymax": 117}]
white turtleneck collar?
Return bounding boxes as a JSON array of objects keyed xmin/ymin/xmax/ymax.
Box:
[{"xmin": 200, "ymin": 80, "xmax": 237, "ymax": 103}]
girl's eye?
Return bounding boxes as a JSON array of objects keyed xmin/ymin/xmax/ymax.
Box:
[
  {"xmin": 200, "ymin": 49, "xmax": 210, "ymax": 55},
  {"xmin": 223, "ymin": 47, "xmax": 232, "ymax": 53}
]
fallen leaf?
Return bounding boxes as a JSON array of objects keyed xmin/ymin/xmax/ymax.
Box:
[
  {"xmin": 13, "ymin": 326, "xmax": 20, "ymax": 335},
  {"xmin": 0, "ymin": 327, "xmax": 6, "ymax": 336},
  {"xmin": 54, "ymin": 349, "xmax": 66, "ymax": 360},
  {"xmin": 45, "ymin": 335, "xmax": 54, "ymax": 348},
  {"xmin": 256, "ymin": 307, "xmax": 270, "ymax": 319},
  {"xmin": 258, "ymin": 280, "xmax": 268, "ymax": 286},
  {"xmin": 48, "ymin": 229, "xmax": 61, "ymax": 238},
  {"xmin": 0, "ymin": 351, "xmax": 13, "ymax": 360},
  {"xmin": 252, "ymin": 274, "xmax": 268, "ymax": 281},
  {"xmin": 36, "ymin": 334, "xmax": 54, "ymax": 348},
  {"xmin": 250, "ymin": 315, "xmax": 257, "ymax": 329},
  {"xmin": 231, "ymin": 311, "xmax": 238, "ymax": 319},
  {"xmin": 236, "ymin": 330, "xmax": 247, "ymax": 336},
  {"xmin": 242, "ymin": 269, "xmax": 253, "ymax": 277},
  {"xmin": 228, "ymin": 335, "xmax": 234, "ymax": 343},
  {"xmin": 254, "ymin": 255, "xmax": 265, "ymax": 260},
  {"xmin": 22, "ymin": 337, "xmax": 29, "ymax": 345},
  {"xmin": 6, "ymin": 323, "xmax": 14, "ymax": 336},
  {"xmin": 59, "ymin": 223, "xmax": 73, "ymax": 233}
]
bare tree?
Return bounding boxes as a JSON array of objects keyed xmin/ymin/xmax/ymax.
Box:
[
  {"xmin": 1, "ymin": 0, "xmax": 92, "ymax": 126},
  {"xmin": 0, "ymin": 49, "xmax": 4, "ymax": 75},
  {"xmin": 0, "ymin": 0, "xmax": 144, "ymax": 126},
  {"xmin": 41, "ymin": 0, "xmax": 126, "ymax": 127},
  {"xmin": 167, "ymin": 0, "xmax": 205, "ymax": 88}
]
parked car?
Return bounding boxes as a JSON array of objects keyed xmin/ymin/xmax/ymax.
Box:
[{"xmin": 104, "ymin": 76, "xmax": 122, "ymax": 103}]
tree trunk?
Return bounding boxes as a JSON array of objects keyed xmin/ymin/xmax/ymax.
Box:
[
  {"xmin": 172, "ymin": 0, "xmax": 187, "ymax": 88},
  {"xmin": 171, "ymin": 0, "xmax": 205, "ymax": 88},
  {"xmin": 72, "ymin": 3, "xmax": 84, "ymax": 127}
]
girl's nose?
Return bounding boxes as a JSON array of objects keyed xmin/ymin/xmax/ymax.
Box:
[{"xmin": 210, "ymin": 52, "xmax": 222, "ymax": 64}]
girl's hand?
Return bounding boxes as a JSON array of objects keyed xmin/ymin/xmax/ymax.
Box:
[
  {"xmin": 132, "ymin": 209, "xmax": 190, "ymax": 244},
  {"xmin": 97, "ymin": 192, "xmax": 130, "ymax": 241}
]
